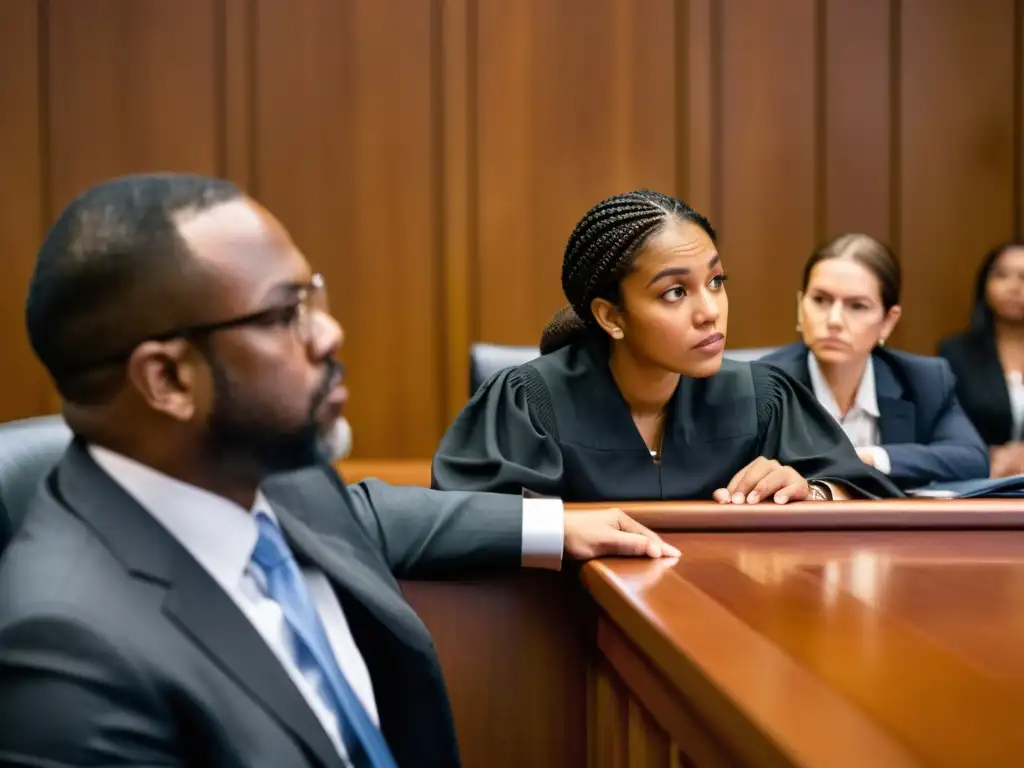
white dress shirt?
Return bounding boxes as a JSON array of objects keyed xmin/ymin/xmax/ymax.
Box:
[
  {"xmin": 88, "ymin": 445, "xmax": 564, "ymax": 764},
  {"xmin": 806, "ymin": 353, "xmax": 892, "ymax": 474},
  {"xmin": 1007, "ymin": 370, "xmax": 1024, "ymax": 442}
]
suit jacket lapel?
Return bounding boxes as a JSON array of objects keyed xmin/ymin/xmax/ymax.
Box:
[
  {"xmin": 272, "ymin": 492, "xmax": 458, "ymax": 765},
  {"xmin": 874, "ymin": 354, "xmax": 917, "ymax": 444},
  {"xmin": 276, "ymin": 508, "xmax": 434, "ymax": 657},
  {"xmin": 975, "ymin": 339, "xmax": 1013, "ymax": 442},
  {"xmin": 57, "ymin": 442, "xmax": 345, "ymax": 768},
  {"xmin": 162, "ymin": 558, "xmax": 344, "ymax": 768},
  {"xmin": 762, "ymin": 343, "xmax": 814, "ymax": 388},
  {"xmin": 877, "ymin": 397, "xmax": 916, "ymax": 443}
]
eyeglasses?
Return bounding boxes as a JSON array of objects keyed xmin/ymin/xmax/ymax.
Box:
[
  {"xmin": 66, "ymin": 273, "xmax": 330, "ymax": 375},
  {"xmin": 154, "ymin": 272, "xmax": 330, "ymax": 346}
]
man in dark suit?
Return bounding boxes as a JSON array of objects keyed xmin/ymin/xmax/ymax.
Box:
[{"xmin": 0, "ymin": 174, "xmax": 678, "ymax": 767}]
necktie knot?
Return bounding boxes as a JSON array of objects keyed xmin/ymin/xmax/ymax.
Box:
[{"xmin": 251, "ymin": 511, "xmax": 294, "ymax": 574}]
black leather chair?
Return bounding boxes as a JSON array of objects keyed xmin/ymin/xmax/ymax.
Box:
[
  {"xmin": 0, "ymin": 415, "xmax": 72, "ymax": 554},
  {"xmin": 467, "ymin": 343, "xmax": 780, "ymax": 396},
  {"xmin": 468, "ymin": 343, "xmax": 540, "ymax": 396}
]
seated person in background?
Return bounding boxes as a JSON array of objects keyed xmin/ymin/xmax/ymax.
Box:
[
  {"xmin": 0, "ymin": 173, "xmax": 677, "ymax": 768},
  {"xmin": 939, "ymin": 242, "xmax": 1024, "ymax": 478},
  {"xmin": 762, "ymin": 234, "xmax": 988, "ymax": 488},
  {"xmin": 432, "ymin": 189, "xmax": 901, "ymax": 504}
]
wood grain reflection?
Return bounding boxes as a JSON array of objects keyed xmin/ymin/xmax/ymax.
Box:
[{"xmin": 586, "ymin": 530, "xmax": 1024, "ymax": 766}]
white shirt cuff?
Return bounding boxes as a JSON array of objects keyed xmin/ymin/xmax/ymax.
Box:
[
  {"xmin": 520, "ymin": 498, "xmax": 564, "ymax": 570},
  {"xmin": 867, "ymin": 446, "xmax": 892, "ymax": 475}
]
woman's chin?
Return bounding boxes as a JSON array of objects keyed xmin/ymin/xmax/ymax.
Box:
[
  {"xmin": 813, "ymin": 346, "xmax": 855, "ymax": 365},
  {"xmin": 679, "ymin": 355, "xmax": 724, "ymax": 378}
]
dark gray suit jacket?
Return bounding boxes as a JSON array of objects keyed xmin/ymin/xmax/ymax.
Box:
[{"xmin": 0, "ymin": 440, "xmax": 524, "ymax": 767}]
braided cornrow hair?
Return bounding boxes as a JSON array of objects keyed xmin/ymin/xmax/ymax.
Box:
[{"xmin": 539, "ymin": 189, "xmax": 716, "ymax": 354}]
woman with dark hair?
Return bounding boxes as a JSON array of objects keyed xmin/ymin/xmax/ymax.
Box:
[
  {"xmin": 431, "ymin": 190, "xmax": 901, "ymax": 503},
  {"xmin": 939, "ymin": 243, "xmax": 1024, "ymax": 477},
  {"xmin": 762, "ymin": 234, "xmax": 988, "ymax": 488}
]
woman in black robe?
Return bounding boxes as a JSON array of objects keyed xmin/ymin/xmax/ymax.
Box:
[{"xmin": 432, "ymin": 190, "xmax": 902, "ymax": 503}]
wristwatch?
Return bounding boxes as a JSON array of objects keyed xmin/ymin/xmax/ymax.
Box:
[{"xmin": 808, "ymin": 480, "xmax": 833, "ymax": 501}]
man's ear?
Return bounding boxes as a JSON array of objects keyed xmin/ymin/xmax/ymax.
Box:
[
  {"xmin": 591, "ymin": 297, "xmax": 625, "ymax": 340},
  {"xmin": 125, "ymin": 339, "xmax": 198, "ymax": 422}
]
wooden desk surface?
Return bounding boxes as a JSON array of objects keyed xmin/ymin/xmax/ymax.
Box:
[{"xmin": 584, "ymin": 529, "xmax": 1024, "ymax": 766}]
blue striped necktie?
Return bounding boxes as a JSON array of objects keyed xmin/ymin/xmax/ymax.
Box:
[{"xmin": 251, "ymin": 512, "xmax": 398, "ymax": 768}]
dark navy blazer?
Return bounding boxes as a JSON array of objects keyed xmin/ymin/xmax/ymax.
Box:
[
  {"xmin": 938, "ymin": 332, "xmax": 1015, "ymax": 447},
  {"xmin": 761, "ymin": 342, "xmax": 989, "ymax": 487}
]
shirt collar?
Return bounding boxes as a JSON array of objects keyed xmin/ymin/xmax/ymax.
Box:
[
  {"xmin": 87, "ymin": 444, "xmax": 274, "ymax": 591},
  {"xmin": 806, "ymin": 351, "xmax": 880, "ymax": 420}
]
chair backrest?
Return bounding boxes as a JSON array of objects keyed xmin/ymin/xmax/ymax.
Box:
[
  {"xmin": 722, "ymin": 346, "xmax": 779, "ymax": 362},
  {"xmin": 0, "ymin": 415, "xmax": 73, "ymax": 554},
  {"xmin": 467, "ymin": 343, "xmax": 781, "ymax": 396},
  {"xmin": 468, "ymin": 342, "xmax": 781, "ymax": 396},
  {"xmin": 468, "ymin": 343, "xmax": 540, "ymax": 396}
]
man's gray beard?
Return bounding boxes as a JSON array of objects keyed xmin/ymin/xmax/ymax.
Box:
[{"xmin": 323, "ymin": 416, "xmax": 353, "ymax": 460}]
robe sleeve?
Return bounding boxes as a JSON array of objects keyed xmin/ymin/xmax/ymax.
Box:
[
  {"xmin": 431, "ymin": 366, "xmax": 566, "ymax": 497},
  {"xmin": 752, "ymin": 362, "xmax": 904, "ymax": 499}
]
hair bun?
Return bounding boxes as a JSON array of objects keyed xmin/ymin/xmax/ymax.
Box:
[{"xmin": 539, "ymin": 305, "xmax": 589, "ymax": 355}]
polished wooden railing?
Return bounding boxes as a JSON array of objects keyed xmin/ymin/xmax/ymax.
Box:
[
  {"xmin": 340, "ymin": 459, "xmax": 1024, "ymax": 766},
  {"xmin": 569, "ymin": 498, "xmax": 1024, "ymax": 530},
  {"xmin": 581, "ymin": 526, "xmax": 1024, "ymax": 767},
  {"xmin": 418, "ymin": 513, "xmax": 1024, "ymax": 766}
]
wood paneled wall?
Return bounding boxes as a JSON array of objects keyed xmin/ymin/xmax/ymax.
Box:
[{"xmin": 1, "ymin": 0, "xmax": 1021, "ymax": 457}]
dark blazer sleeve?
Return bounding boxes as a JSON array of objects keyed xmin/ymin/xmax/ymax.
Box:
[
  {"xmin": 752, "ymin": 363, "xmax": 903, "ymax": 499},
  {"xmin": 0, "ymin": 613, "xmax": 180, "ymax": 767},
  {"xmin": 343, "ymin": 478, "xmax": 525, "ymax": 579},
  {"xmin": 880, "ymin": 358, "xmax": 989, "ymax": 484},
  {"xmin": 431, "ymin": 367, "xmax": 566, "ymax": 497}
]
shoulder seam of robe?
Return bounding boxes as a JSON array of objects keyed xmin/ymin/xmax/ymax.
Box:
[{"xmin": 510, "ymin": 364, "xmax": 560, "ymax": 441}]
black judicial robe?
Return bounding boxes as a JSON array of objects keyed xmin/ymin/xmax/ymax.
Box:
[{"xmin": 432, "ymin": 340, "xmax": 902, "ymax": 501}]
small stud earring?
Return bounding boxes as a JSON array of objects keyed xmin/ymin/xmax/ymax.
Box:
[
  {"xmin": 878, "ymin": 337, "xmax": 886, "ymax": 347},
  {"xmin": 611, "ymin": 328, "xmax": 623, "ymax": 339}
]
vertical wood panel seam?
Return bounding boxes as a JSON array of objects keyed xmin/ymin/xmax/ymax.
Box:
[
  {"xmin": 243, "ymin": 0, "xmax": 255, "ymax": 193},
  {"xmin": 37, "ymin": 0, "xmax": 54, "ymax": 414},
  {"xmin": 814, "ymin": 0, "xmax": 827, "ymax": 246},
  {"xmin": 221, "ymin": 0, "xmax": 254, "ymax": 191},
  {"xmin": 37, "ymin": 0, "xmax": 51, "ymax": 232},
  {"xmin": 432, "ymin": 0, "xmax": 447, "ymax": 432},
  {"xmin": 889, "ymin": 0, "xmax": 901, "ymax": 250},
  {"xmin": 215, "ymin": 0, "xmax": 228, "ymax": 179},
  {"xmin": 1015, "ymin": 0, "xmax": 1022, "ymax": 238},
  {"xmin": 248, "ymin": 0, "xmax": 259, "ymax": 197},
  {"xmin": 586, "ymin": 658, "xmax": 598, "ymax": 768},
  {"xmin": 709, "ymin": 0, "xmax": 722, "ymax": 227},
  {"xmin": 467, "ymin": 0, "xmax": 479, "ymax": 353},
  {"xmin": 675, "ymin": 0, "xmax": 689, "ymax": 200},
  {"xmin": 439, "ymin": 0, "xmax": 477, "ymax": 425}
]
